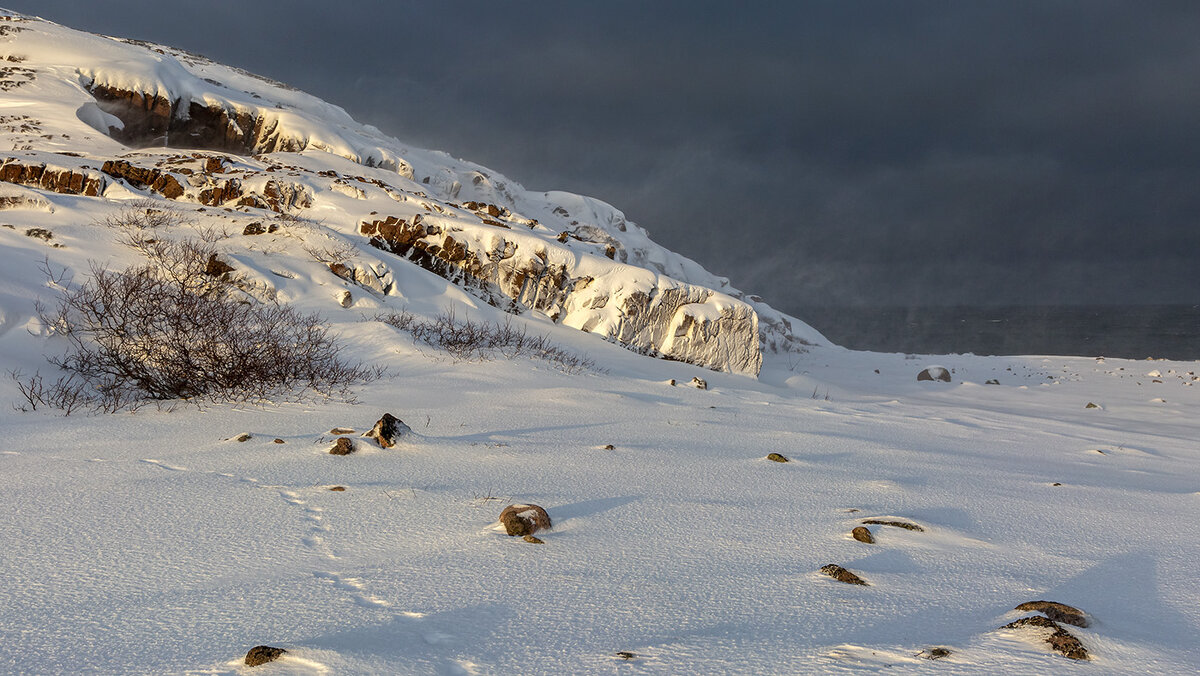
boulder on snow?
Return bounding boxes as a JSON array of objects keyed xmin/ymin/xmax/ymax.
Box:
[
  {"xmin": 766, "ymin": 452, "xmax": 789, "ymax": 463},
  {"xmin": 329, "ymin": 437, "xmax": 354, "ymax": 455},
  {"xmin": 363, "ymin": 413, "xmax": 410, "ymax": 448},
  {"xmin": 922, "ymin": 647, "xmax": 952, "ymax": 660},
  {"xmin": 522, "ymin": 534, "xmax": 544, "ymax": 544},
  {"xmin": 499, "ymin": 504, "xmax": 551, "ymax": 537},
  {"xmin": 917, "ymin": 366, "xmax": 951, "ymax": 383},
  {"xmin": 851, "ymin": 526, "xmax": 875, "ymax": 543},
  {"xmin": 244, "ymin": 645, "xmax": 287, "ymax": 667},
  {"xmin": 1015, "ymin": 600, "xmax": 1089, "ymax": 628},
  {"xmin": 820, "ymin": 564, "xmax": 869, "ymax": 586}
]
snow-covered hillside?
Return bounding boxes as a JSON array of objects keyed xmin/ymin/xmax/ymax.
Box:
[
  {"xmin": 0, "ymin": 9, "xmax": 824, "ymax": 377},
  {"xmin": 1, "ymin": 8, "xmax": 1198, "ymax": 675}
]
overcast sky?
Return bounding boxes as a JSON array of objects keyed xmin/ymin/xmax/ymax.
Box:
[{"xmin": 10, "ymin": 1, "xmax": 1200, "ymax": 310}]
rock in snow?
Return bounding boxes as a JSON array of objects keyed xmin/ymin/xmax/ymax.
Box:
[
  {"xmin": 851, "ymin": 526, "xmax": 875, "ymax": 543},
  {"xmin": 1014, "ymin": 600, "xmax": 1089, "ymax": 628},
  {"xmin": 917, "ymin": 366, "xmax": 952, "ymax": 382},
  {"xmin": 819, "ymin": 564, "xmax": 869, "ymax": 586},
  {"xmin": 499, "ymin": 504, "xmax": 552, "ymax": 537},
  {"xmin": 1001, "ymin": 616, "xmax": 1089, "ymax": 660},
  {"xmin": 363, "ymin": 413, "xmax": 410, "ymax": 448},
  {"xmin": 243, "ymin": 645, "xmax": 287, "ymax": 667}
]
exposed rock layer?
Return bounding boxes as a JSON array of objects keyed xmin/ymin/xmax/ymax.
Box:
[
  {"xmin": 0, "ymin": 158, "xmax": 104, "ymax": 196},
  {"xmin": 90, "ymin": 83, "xmax": 306, "ymax": 156},
  {"xmin": 361, "ymin": 215, "xmax": 762, "ymax": 374}
]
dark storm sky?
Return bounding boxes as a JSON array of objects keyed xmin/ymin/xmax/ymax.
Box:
[{"xmin": 10, "ymin": 1, "xmax": 1200, "ymax": 310}]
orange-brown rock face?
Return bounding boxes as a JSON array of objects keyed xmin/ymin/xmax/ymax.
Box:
[
  {"xmin": 101, "ymin": 160, "xmax": 185, "ymax": 198},
  {"xmin": 89, "ymin": 84, "xmax": 306, "ymax": 156},
  {"xmin": 0, "ymin": 158, "xmax": 106, "ymax": 196}
]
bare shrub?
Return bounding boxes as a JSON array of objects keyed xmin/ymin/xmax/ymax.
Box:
[
  {"xmin": 375, "ymin": 309, "xmax": 597, "ymax": 374},
  {"xmin": 100, "ymin": 198, "xmax": 184, "ymax": 232},
  {"xmin": 192, "ymin": 221, "xmax": 232, "ymax": 243},
  {"xmin": 268, "ymin": 211, "xmax": 359, "ymax": 265},
  {"xmin": 10, "ymin": 369, "xmax": 91, "ymax": 415},
  {"xmin": 301, "ymin": 236, "xmax": 360, "ymax": 265},
  {"xmin": 25, "ymin": 241, "xmax": 380, "ymax": 413}
]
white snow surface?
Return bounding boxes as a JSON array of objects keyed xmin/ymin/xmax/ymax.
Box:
[{"xmin": 1, "ymin": 8, "xmax": 1198, "ymax": 675}]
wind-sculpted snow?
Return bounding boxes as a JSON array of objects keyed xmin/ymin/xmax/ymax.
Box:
[{"xmin": 0, "ymin": 11, "xmax": 821, "ymax": 373}]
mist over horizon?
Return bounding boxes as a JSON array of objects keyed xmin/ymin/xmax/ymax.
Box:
[{"xmin": 8, "ymin": 1, "xmax": 1200, "ymax": 313}]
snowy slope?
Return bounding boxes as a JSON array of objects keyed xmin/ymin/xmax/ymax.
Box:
[
  {"xmin": 1, "ymin": 8, "xmax": 1198, "ymax": 676},
  {"xmin": 0, "ymin": 8, "xmax": 823, "ymax": 376}
]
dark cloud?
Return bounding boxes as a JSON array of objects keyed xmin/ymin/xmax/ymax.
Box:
[{"xmin": 10, "ymin": 1, "xmax": 1200, "ymax": 309}]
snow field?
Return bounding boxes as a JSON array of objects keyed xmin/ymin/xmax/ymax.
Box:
[{"xmin": 3, "ymin": 346, "xmax": 1198, "ymax": 673}]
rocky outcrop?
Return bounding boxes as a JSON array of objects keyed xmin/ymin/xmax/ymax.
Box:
[
  {"xmin": 84, "ymin": 82, "xmax": 414, "ymax": 179},
  {"xmin": 361, "ymin": 215, "xmax": 762, "ymax": 375},
  {"xmin": 328, "ymin": 261, "xmax": 394, "ymax": 297},
  {"xmin": 236, "ymin": 180, "xmax": 313, "ymax": 212},
  {"xmin": 89, "ymin": 83, "xmax": 306, "ymax": 156},
  {"xmin": 0, "ymin": 158, "xmax": 105, "ymax": 196},
  {"xmin": 101, "ymin": 159, "xmax": 184, "ymax": 198},
  {"xmin": 261, "ymin": 179, "xmax": 312, "ymax": 211},
  {"xmin": 360, "ymin": 215, "xmax": 553, "ymax": 312},
  {"xmin": 196, "ymin": 177, "xmax": 241, "ymax": 205}
]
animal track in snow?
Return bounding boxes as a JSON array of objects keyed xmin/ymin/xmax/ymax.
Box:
[
  {"xmin": 139, "ymin": 456, "xmax": 430, "ymax": 631},
  {"xmin": 140, "ymin": 458, "xmax": 187, "ymax": 471},
  {"xmin": 312, "ymin": 571, "xmax": 392, "ymax": 609}
]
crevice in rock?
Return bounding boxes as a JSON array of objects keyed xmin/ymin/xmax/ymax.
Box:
[{"xmin": 86, "ymin": 82, "xmax": 305, "ymax": 156}]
